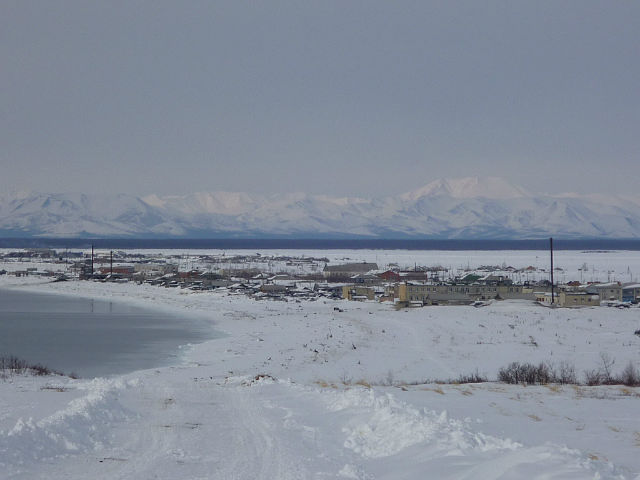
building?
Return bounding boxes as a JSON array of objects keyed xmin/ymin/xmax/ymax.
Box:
[
  {"xmin": 98, "ymin": 265, "xmax": 135, "ymax": 276},
  {"xmin": 536, "ymin": 291, "xmax": 600, "ymax": 307},
  {"xmin": 585, "ymin": 282, "xmax": 623, "ymax": 302},
  {"xmin": 559, "ymin": 291, "xmax": 600, "ymax": 307},
  {"xmin": 377, "ymin": 270, "xmax": 400, "ymax": 282},
  {"xmin": 622, "ymin": 284, "xmax": 640, "ymax": 303},
  {"xmin": 323, "ymin": 262, "xmax": 378, "ymax": 281},
  {"xmin": 342, "ymin": 285, "xmax": 375, "ymax": 301},
  {"xmin": 394, "ymin": 280, "xmax": 534, "ymax": 306},
  {"xmin": 350, "ymin": 273, "xmax": 381, "ymax": 284}
]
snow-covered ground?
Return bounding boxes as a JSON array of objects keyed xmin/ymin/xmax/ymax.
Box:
[{"xmin": 1, "ymin": 251, "xmax": 640, "ymax": 479}]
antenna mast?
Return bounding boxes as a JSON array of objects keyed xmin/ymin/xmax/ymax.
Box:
[{"xmin": 550, "ymin": 237, "xmax": 554, "ymax": 304}]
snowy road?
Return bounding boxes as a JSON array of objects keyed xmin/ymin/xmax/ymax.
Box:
[{"xmin": 3, "ymin": 371, "xmax": 630, "ymax": 479}]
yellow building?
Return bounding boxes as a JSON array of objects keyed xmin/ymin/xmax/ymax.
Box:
[
  {"xmin": 342, "ymin": 285, "xmax": 375, "ymax": 301},
  {"xmin": 536, "ymin": 291, "xmax": 600, "ymax": 307},
  {"xmin": 396, "ymin": 282, "xmax": 534, "ymax": 306}
]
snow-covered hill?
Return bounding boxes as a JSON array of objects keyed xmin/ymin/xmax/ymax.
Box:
[
  {"xmin": 1, "ymin": 177, "xmax": 640, "ymax": 238},
  {"xmin": 2, "ymin": 275, "xmax": 639, "ymax": 478}
]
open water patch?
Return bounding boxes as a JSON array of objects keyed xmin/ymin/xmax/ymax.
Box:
[{"xmin": 0, "ymin": 288, "xmax": 220, "ymax": 378}]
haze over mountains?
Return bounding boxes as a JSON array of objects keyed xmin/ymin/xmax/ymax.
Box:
[{"xmin": 1, "ymin": 177, "xmax": 639, "ymax": 239}]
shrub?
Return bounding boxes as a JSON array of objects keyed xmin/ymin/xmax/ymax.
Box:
[
  {"xmin": 584, "ymin": 369, "xmax": 603, "ymax": 386},
  {"xmin": 456, "ymin": 370, "xmax": 488, "ymax": 384},
  {"xmin": 598, "ymin": 353, "xmax": 616, "ymax": 384},
  {"xmin": 582, "ymin": 353, "xmax": 636, "ymax": 386},
  {"xmin": 555, "ymin": 360, "xmax": 577, "ymax": 384},
  {"xmin": 619, "ymin": 362, "xmax": 640, "ymax": 387},
  {"xmin": 0, "ymin": 356, "xmax": 29, "ymax": 374},
  {"xmin": 498, "ymin": 362, "xmax": 553, "ymax": 385},
  {"xmin": 498, "ymin": 358, "xmax": 639, "ymax": 387},
  {"xmin": 0, "ymin": 356, "xmax": 62, "ymax": 378}
]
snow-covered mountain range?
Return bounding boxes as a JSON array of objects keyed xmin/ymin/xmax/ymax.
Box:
[{"xmin": 2, "ymin": 177, "xmax": 640, "ymax": 238}]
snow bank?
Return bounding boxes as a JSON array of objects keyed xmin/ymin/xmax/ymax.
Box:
[
  {"xmin": 1, "ymin": 378, "xmax": 133, "ymax": 468},
  {"xmin": 327, "ymin": 387, "xmax": 520, "ymax": 458}
]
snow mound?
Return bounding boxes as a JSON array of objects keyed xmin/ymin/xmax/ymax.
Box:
[
  {"xmin": 320, "ymin": 386, "xmax": 626, "ymax": 478},
  {"xmin": 0, "ymin": 378, "xmax": 132, "ymax": 467},
  {"xmin": 327, "ymin": 387, "xmax": 519, "ymax": 459}
]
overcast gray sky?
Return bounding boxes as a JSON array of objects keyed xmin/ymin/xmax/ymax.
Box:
[{"xmin": 1, "ymin": 1, "xmax": 638, "ymax": 197}]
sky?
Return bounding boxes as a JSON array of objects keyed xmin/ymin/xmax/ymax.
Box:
[{"xmin": 1, "ymin": 1, "xmax": 638, "ymax": 198}]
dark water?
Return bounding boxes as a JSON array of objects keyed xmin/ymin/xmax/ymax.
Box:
[
  {"xmin": 3, "ymin": 237, "xmax": 640, "ymax": 250},
  {"xmin": 0, "ymin": 289, "xmax": 219, "ymax": 378}
]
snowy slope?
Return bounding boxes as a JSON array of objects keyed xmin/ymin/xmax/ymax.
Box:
[
  {"xmin": 399, "ymin": 176, "xmax": 530, "ymax": 201},
  {"xmin": 1, "ymin": 273, "xmax": 639, "ymax": 478},
  {"xmin": 0, "ymin": 192, "xmax": 184, "ymax": 237},
  {"xmin": 1, "ymin": 177, "xmax": 640, "ymax": 238}
]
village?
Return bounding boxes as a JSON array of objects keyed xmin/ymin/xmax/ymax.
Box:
[{"xmin": 1, "ymin": 247, "xmax": 638, "ymax": 309}]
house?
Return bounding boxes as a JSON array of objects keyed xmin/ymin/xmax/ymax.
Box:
[
  {"xmin": 260, "ymin": 284, "xmax": 289, "ymax": 294},
  {"xmin": 458, "ymin": 273, "xmax": 481, "ymax": 284},
  {"xmin": 479, "ymin": 274, "xmax": 512, "ymax": 285},
  {"xmin": 398, "ymin": 270, "xmax": 429, "ymax": 281},
  {"xmin": 98, "ymin": 265, "xmax": 135, "ymax": 277},
  {"xmin": 559, "ymin": 291, "xmax": 600, "ymax": 307},
  {"xmin": 536, "ymin": 291, "xmax": 600, "ymax": 307},
  {"xmin": 134, "ymin": 263, "xmax": 165, "ymax": 278},
  {"xmin": 350, "ymin": 273, "xmax": 381, "ymax": 284},
  {"xmin": 622, "ymin": 283, "xmax": 640, "ymax": 303},
  {"xmin": 585, "ymin": 282, "xmax": 623, "ymax": 302},
  {"xmin": 342, "ymin": 285, "xmax": 375, "ymax": 301},
  {"xmin": 316, "ymin": 283, "xmax": 348, "ymax": 298},
  {"xmin": 377, "ymin": 269, "xmax": 428, "ymax": 282},
  {"xmin": 377, "ymin": 270, "xmax": 400, "ymax": 282}
]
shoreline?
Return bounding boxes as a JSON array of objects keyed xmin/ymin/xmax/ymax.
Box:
[{"xmin": 0, "ymin": 277, "xmax": 228, "ymax": 378}]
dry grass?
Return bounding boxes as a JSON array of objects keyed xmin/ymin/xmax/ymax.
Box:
[
  {"xmin": 314, "ymin": 380, "xmax": 338, "ymax": 389},
  {"xmin": 618, "ymin": 386, "xmax": 640, "ymax": 397},
  {"xmin": 422, "ymin": 386, "xmax": 445, "ymax": 395},
  {"xmin": 40, "ymin": 386, "xmax": 68, "ymax": 392}
]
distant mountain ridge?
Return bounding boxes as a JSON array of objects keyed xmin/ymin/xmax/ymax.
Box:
[
  {"xmin": 1, "ymin": 177, "xmax": 640, "ymax": 239},
  {"xmin": 399, "ymin": 177, "xmax": 529, "ymax": 201}
]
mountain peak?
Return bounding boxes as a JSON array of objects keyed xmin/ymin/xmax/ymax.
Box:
[{"xmin": 401, "ymin": 177, "xmax": 530, "ymax": 201}]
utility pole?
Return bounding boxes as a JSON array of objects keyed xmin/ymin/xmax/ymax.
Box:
[
  {"xmin": 110, "ymin": 250, "xmax": 113, "ymax": 276},
  {"xmin": 91, "ymin": 244, "xmax": 94, "ymax": 276},
  {"xmin": 550, "ymin": 237, "xmax": 554, "ymax": 305}
]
